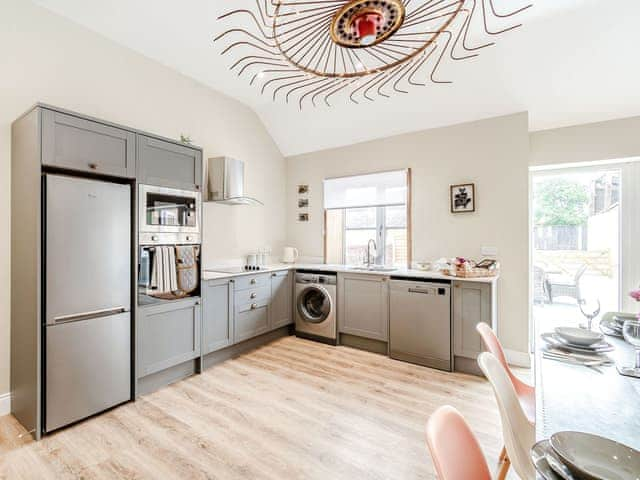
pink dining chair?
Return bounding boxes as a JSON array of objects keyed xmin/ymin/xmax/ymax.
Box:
[
  {"xmin": 476, "ymin": 322, "xmax": 535, "ymax": 423},
  {"xmin": 426, "ymin": 405, "xmax": 492, "ymax": 480}
]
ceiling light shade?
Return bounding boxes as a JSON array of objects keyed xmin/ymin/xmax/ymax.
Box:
[{"xmin": 215, "ymin": 0, "xmax": 532, "ymax": 109}]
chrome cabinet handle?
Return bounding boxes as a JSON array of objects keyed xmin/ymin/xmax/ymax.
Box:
[
  {"xmin": 250, "ymin": 278, "xmax": 257, "ymax": 284},
  {"xmin": 250, "ymin": 292, "xmax": 257, "ymax": 299},
  {"xmin": 250, "ymin": 303, "xmax": 258, "ymax": 310}
]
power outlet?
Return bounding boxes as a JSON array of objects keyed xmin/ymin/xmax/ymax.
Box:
[{"xmin": 481, "ymin": 246, "xmax": 498, "ymax": 257}]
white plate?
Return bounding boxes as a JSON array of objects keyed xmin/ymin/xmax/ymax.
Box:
[
  {"xmin": 541, "ymin": 333, "xmax": 614, "ymax": 354},
  {"xmin": 555, "ymin": 327, "xmax": 604, "ymax": 346},
  {"xmin": 550, "ymin": 431, "xmax": 640, "ymax": 480}
]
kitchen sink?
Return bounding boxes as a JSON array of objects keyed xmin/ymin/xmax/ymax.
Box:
[{"xmin": 348, "ymin": 266, "xmax": 397, "ymax": 272}]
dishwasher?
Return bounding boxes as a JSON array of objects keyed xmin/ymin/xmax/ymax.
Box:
[{"xmin": 389, "ymin": 279, "xmax": 452, "ymax": 371}]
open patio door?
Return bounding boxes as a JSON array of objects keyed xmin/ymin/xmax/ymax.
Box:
[{"xmin": 530, "ymin": 159, "xmax": 640, "ymax": 340}]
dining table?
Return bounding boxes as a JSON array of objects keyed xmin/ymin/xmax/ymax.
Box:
[{"xmin": 535, "ymin": 328, "xmax": 640, "ymax": 452}]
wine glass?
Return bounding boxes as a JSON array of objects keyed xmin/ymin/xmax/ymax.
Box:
[
  {"xmin": 619, "ymin": 319, "xmax": 640, "ymax": 378},
  {"xmin": 579, "ymin": 298, "xmax": 601, "ymax": 330}
]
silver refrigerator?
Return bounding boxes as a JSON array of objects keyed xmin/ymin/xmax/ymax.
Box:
[{"xmin": 44, "ymin": 174, "xmax": 131, "ymax": 432}]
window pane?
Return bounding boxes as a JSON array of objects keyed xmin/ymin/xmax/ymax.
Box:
[
  {"xmin": 345, "ymin": 207, "xmax": 376, "ymax": 228},
  {"xmin": 385, "ymin": 228, "xmax": 407, "ymax": 266},
  {"xmin": 385, "ymin": 205, "xmax": 406, "ymax": 228},
  {"xmin": 345, "ymin": 229, "xmax": 377, "ymax": 265}
]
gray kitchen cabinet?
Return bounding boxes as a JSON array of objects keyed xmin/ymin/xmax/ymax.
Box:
[
  {"xmin": 234, "ymin": 300, "xmax": 270, "ymax": 343},
  {"xmin": 452, "ymin": 281, "xmax": 495, "ymax": 359},
  {"xmin": 138, "ymin": 298, "xmax": 201, "ymax": 377},
  {"xmin": 202, "ymin": 278, "xmax": 234, "ymax": 355},
  {"xmin": 136, "ymin": 134, "xmax": 203, "ymax": 191},
  {"xmin": 270, "ymin": 270, "xmax": 292, "ymax": 329},
  {"xmin": 42, "ymin": 109, "xmax": 136, "ymax": 178},
  {"xmin": 338, "ymin": 273, "xmax": 389, "ymax": 342}
]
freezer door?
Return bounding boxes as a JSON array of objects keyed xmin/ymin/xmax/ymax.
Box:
[
  {"xmin": 45, "ymin": 312, "xmax": 131, "ymax": 432},
  {"xmin": 45, "ymin": 175, "xmax": 131, "ymax": 325}
]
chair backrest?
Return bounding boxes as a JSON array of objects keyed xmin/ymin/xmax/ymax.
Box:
[
  {"xmin": 476, "ymin": 322, "xmax": 523, "ymax": 391},
  {"xmin": 478, "ymin": 352, "xmax": 536, "ymax": 480},
  {"xmin": 574, "ymin": 264, "xmax": 588, "ymax": 283},
  {"xmin": 426, "ymin": 406, "xmax": 492, "ymax": 480}
]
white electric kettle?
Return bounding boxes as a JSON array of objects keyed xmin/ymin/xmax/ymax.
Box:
[{"xmin": 282, "ymin": 247, "xmax": 299, "ymax": 264}]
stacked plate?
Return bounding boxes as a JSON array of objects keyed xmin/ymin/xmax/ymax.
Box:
[
  {"xmin": 532, "ymin": 432, "xmax": 640, "ymax": 480},
  {"xmin": 542, "ymin": 327, "xmax": 614, "ymax": 354},
  {"xmin": 600, "ymin": 312, "xmax": 636, "ymax": 338}
]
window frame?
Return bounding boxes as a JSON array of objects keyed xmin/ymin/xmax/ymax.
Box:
[
  {"xmin": 323, "ymin": 168, "xmax": 412, "ymax": 268},
  {"xmin": 342, "ymin": 205, "xmax": 407, "ymax": 266}
]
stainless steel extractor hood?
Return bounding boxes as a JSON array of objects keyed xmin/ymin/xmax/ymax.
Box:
[{"xmin": 206, "ymin": 156, "xmax": 263, "ymax": 205}]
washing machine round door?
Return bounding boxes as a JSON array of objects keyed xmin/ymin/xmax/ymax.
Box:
[{"xmin": 297, "ymin": 285, "xmax": 332, "ymax": 324}]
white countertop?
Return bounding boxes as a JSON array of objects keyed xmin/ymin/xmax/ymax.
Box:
[{"xmin": 202, "ymin": 263, "xmax": 499, "ymax": 284}]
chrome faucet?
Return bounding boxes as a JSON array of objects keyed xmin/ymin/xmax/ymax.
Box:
[{"xmin": 366, "ymin": 239, "xmax": 377, "ymax": 268}]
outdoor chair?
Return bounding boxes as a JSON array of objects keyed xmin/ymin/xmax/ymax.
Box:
[{"xmin": 545, "ymin": 264, "xmax": 587, "ymax": 304}]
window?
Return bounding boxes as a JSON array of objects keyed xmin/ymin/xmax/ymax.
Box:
[{"xmin": 324, "ymin": 170, "xmax": 410, "ymax": 267}]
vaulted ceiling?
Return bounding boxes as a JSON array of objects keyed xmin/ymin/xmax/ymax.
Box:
[{"xmin": 33, "ymin": 0, "xmax": 640, "ymax": 156}]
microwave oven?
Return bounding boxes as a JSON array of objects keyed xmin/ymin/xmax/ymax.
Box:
[{"xmin": 139, "ymin": 184, "xmax": 201, "ymax": 242}]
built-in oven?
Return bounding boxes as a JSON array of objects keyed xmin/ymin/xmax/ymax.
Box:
[
  {"xmin": 138, "ymin": 243, "xmax": 201, "ymax": 305},
  {"xmin": 139, "ymin": 184, "xmax": 201, "ymax": 245}
]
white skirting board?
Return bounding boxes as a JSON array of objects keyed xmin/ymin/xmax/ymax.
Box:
[
  {"xmin": 505, "ymin": 349, "xmax": 532, "ymax": 368},
  {"xmin": 0, "ymin": 392, "xmax": 11, "ymax": 416}
]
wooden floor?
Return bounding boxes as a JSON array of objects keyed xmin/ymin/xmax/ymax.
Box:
[{"xmin": 0, "ymin": 336, "xmax": 508, "ymax": 479}]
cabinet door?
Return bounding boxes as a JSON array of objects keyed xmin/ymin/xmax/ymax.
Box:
[
  {"xmin": 42, "ymin": 109, "xmax": 136, "ymax": 177},
  {"xmin": 270, "ymin": 271, "xmax": 292, "ymax": 330},
  {"xmin": 338, "ymin": 273, "xmax": 389, "ymax": 341},
  {"xmin": 452, "ymin": 281, "xmax": 491, "ymax": 359},
  {"xmin": 137, "ymin": 134, "xmax": 202, "ymax": 191},
  {"xmin": 138, "ymin": 298, "xmax": 201, "ymax": 377},
  {"xmin": 234, "ymin": 301, "xmax": 270, "ymax": 343},
  {"xmin": 202, "ymin": 279, "xmax": 233, "ymax": 355}
]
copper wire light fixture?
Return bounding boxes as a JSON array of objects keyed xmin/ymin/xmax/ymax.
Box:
[{"xmin": 215, "ymin": 0, "xmax": 532, "ymax": 109}]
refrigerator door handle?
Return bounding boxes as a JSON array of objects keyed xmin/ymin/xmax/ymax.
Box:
[{"xmin": 51, "ymin": 306, "xmax": 128, "ymax": 325}]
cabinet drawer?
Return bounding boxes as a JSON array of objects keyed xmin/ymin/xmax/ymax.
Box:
[
  {"xmin": 234, "ymin": 304, "xmax": 269, "ymax": 343},
  {"xmin": 42, "ymin": 109, "xmax": 135, "ymax": 178},
  {"xmin": 234, "ymin": 286, "xmax": 270, "ymax": 306},
  {"xmin": 236, "ymin": 298, "xmax": 269, "ymax": 314},
  {"xmin": 137, "ymin": 134, "xmax": 202, "ymax": 191},
  {"xmin": 234, "ymin": 273, "xmax": 270, "ymax": 291}
]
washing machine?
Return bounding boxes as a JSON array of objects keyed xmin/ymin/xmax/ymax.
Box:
[{"xmin": 294, "ymin": 271, "xmax": 337, "ymax": 345}]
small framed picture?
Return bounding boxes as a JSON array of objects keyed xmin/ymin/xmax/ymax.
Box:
[
  {"xmin": 298, "ymin": 213, "xmax": 309, "ymax": 222},
  {"xmin": 297, "ymin": 184, "xmax": 309, "ymax": 195},
  {"xmin": 450, "ymin": 183, "xmax": 475, "ymax": 213},
  {"xmin": 298, "ymin": 198, "xmax": 309, "ymax": 208}
]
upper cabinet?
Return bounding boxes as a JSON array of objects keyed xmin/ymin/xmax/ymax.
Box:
[
  {"xmin": 136, "ymin": 134, "xmax": 202, "ymax": 191},
  {"xmin": 41, "ymin": 109, "xmax": 136, "ymax": 178}
]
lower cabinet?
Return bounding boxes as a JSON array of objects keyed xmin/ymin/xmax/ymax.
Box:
[
  {"xmin": 452, "ymin": 281, "xmax": 495, "ymax": 359},
  {"xmin": 338, "ymin": 273, "xmax": 389, "ymax": 341},
  {"xmin": 202, "ymin": 278, "xmax": 234, "ymax": 355},
  {"xmin": 270, "ymin": 270, "xmax": 292, "ymax": 329},
  {"xmin": 138, "ymin": 297, "xmax": 201, "ymax": 378}
]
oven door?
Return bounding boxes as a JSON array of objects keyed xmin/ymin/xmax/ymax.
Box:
[{"xmin": 139, "ymin": 184, "xmax": 200, "ymax": 235}]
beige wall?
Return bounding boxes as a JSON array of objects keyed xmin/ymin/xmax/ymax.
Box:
[
  {"xmin": 286, "ymin": 113, "xmax": 531, "ymax": 354},
  {"xmin": 530, "ymin": 115, "xmax": 640, "ymax": 166},
  {"xmin": 0, "ymin": 0, "xmax": 286, "ymax": 398}
]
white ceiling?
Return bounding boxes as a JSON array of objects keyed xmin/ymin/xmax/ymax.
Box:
[{"xmin": 32, "ymin": 0, "xmax": 640, "ymax": 156}]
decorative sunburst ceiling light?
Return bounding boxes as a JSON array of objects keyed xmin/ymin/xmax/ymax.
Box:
[{"xmin": 215, "ymin": 0, "xmax": 531, "ymax": 109}]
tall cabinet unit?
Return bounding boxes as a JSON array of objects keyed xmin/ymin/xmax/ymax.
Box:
[
  {"xmin": 11, "ymin": 104, "xmax": 205, "ymax": 438},
  {"xmin": 11, "ymin": 105, "xmax": 137, "ymax": 439}
]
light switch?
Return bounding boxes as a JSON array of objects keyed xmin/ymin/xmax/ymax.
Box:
[{"xmin": 481, "ymin": 246, "xmax": 498, "ymax": 257}]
